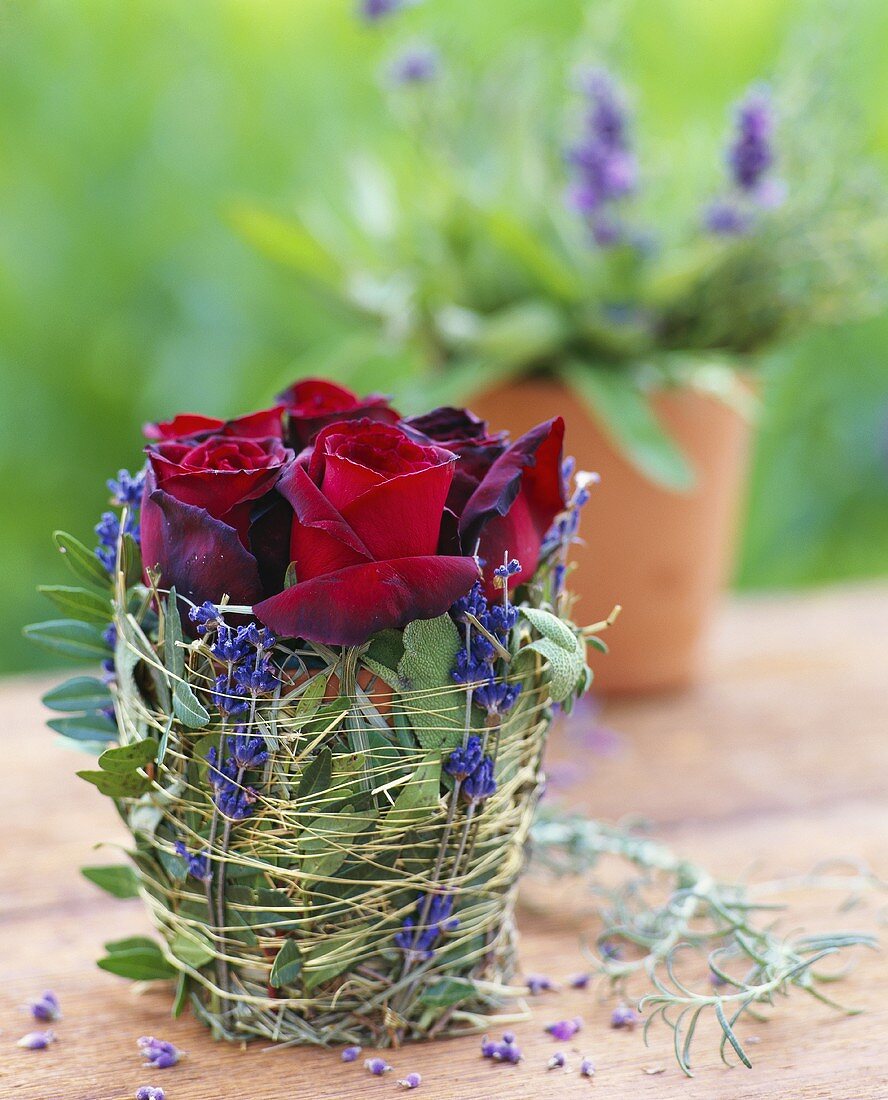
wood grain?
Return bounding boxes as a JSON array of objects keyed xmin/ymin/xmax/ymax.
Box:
[{"xmin": 2, "ymin": 584, "xmax": 887, "ymax": 1099}]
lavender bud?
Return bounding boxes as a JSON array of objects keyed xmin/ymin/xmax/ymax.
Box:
[
  {"xmin": 138, "ymin": 1036, "xmax": 181, "ymax": 1069},
  {"xmin": 341, "ymin": 1045, "xmax": 362, "ymax": 1062},
  {"xmin": 398, "ymin": 1073, "xmax": 422, "ymax": 1089},
  {"xmin": 547, "ymin": 1052, "xmax": 567, "ymax": 1070},
  {"xmin": 17, "ymin": 1030, "xmax": 55, "ymax": 1050},
  {"xmin": 580, "ymin": 1057, "xmax": 595, "ymax": 1077},
  {"xmin": 610, "ymin": 1003, "xmax": 638, "ymax": 1029},
  {"xmin": 135, "ymin": 1089, "xmax": 166, "ymax": 1100},
  {"xmin": 365, "ymin": 1057, "xmax": 392, "ymax": 1075},
  {"xmin": 29, "ymin": 991, "xmax": 61, "ymax": 1022},
  {"xmin": 545, "ymin": 1017, "xmax": 582, "ymax": 1042}
]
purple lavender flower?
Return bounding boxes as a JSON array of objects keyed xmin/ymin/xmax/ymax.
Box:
[
  {"xmin": 364, "ymin": 1057, "xmax": 392, "ymax": 1075},
  {"xmin": 493, "ymin": 558, "xmax": 522, "ymax": 582},
  {"xmin": 547, "ymin": 1052, "xmax": 566, "ymax": 1070},
  {"xmin": 174, "ymin": 840, "xmax": 212, "ymax": 883},
  {"xmin": 108, "ymin": 467, "xmax": 146, "ymax": 509},
  {"xmin": 95, "ymin": 511, "xmax": 121, "ymax": 572},
  {"xmin": 566, "ymin": 69, "xmax": 637, "ymax": 248},
  {"xmin": 398, "ymin": 1073, "xmax": 422, "ymax": 1089},
  {"xmin": 95, "ymin": 467, "xmax": 144, "ymax": 571},
  {"xmin": 545, "ymin": 1017, "xmax": 582, "ymax": 1041},
  {"xmin": 395, "ymin": 891, "xmax": 459, "ymax": 959},
  {"xmin": 704, "ymin": 198, "xmax": 751, "ymax": 236},
  {"xmin": 138, "ymin": 1036, "xmax": 181, "ymax": 1069},
  {"xmin": 473, "ymin": 679, "xmax": 520, "ymax": 720},
  {"xmin": 610, "ymin": 1003, "xmax": 638, "ymax": 1029},
  {"xmin": 206, "ymin": 744, "xmax": 260, "ymax": 821},
  {"xmin": 444, "ymin": 735, "xmax": 483, "ymax": 781},
  {"xmin": 136, "ymin": 1089, "xmax": 166, "ymax": 1100},
  {"xmin": 210, "ymin": 624, "xmax": 278, "ymax": 714},
  {"xmin": 28, "ymin": 991, "xmax": 61, "ymax": 1022},
  {"xmin": 462, "ymin": 755, "xmax": 497, "ymax": 803},
  {"xmin": 16, "ymin": 1030, "xmax": 54, "ymax": 1050},
  {"xmin": 359, "ymin": 0, "xmax": 406, "ymax": 19},
  {"xmin": 568, "ymin": 972, "xmax": 591, "ymax": 989},
  {"xmin": 341, "ymin": 1045, "xmax": 362, "ymax": 1062},
  {"xmin": 728, "ymin": 86, "xmax": 774, "ymax": 192},
  {"xmin": 188, "ymin": 601, "xmax": 222, "ymax": 634},
  {"xmin": 389, "ymin": 44, "xmax": 438, "ymax": 84},
  {"xmin": 580, "ymin": 1057, "xmax": 595, "ymax": 1077},
  {"xmin": 481, "ymin": 1033, "xmax": 522, "ymax": 1064},
  {"xmin": 525, "ymin": 974, "xmax": 555, "ymax": 996}
]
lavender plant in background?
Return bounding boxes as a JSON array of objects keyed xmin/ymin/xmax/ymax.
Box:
[
  {"xmin": 389, "ymin": 43, "xmax": 439, "ymax": 85},
  {"xmin": 705, "ymin": 84, "xmax": 784, "ymax": 236},
  {"xmin": 566, "ymin": 68, "xmax": 637, "ymax": 248}
]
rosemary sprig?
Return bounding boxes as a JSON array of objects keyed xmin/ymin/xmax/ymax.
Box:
[{"xmin": 530, "ymin": 810, "xmax": 881, "ymax": 1076}]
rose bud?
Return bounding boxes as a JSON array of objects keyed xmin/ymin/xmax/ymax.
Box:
[
  {"xmin": 277, "ymin": 377, "xmax": 399, "ymax": 450},
  {"xmin": 406, "ymin": 409, "xmax": 566, "ymax": 598},
  {"xmin": 254, "ymin": 419, "xmax": 479, "ymax": 645},
  {"xmin": 143, "ymin": 406, "xmax": 284, "ymax": 442},
  {"xmin": 140, "ymin": 433, "xmax": 294, "ymax": 608}
]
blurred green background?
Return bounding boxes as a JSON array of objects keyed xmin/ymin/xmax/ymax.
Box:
[{"xmin": 1, "ymin": 0, "xmax": 886, "ymax": 673}]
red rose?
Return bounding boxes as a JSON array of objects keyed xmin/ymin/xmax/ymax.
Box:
[
  {"xmin": 140, "ymin": 433, "xmax": 294, "ymax": 607},
  {"xmin": 254, "ymin": 420, "xmax": 479, "ymax": 645},
  {"xmin": 277, "ymin": 377, "xmax": 399, "ymax": 449},
  {"xmin": 407, "ymin": 408, "xmax": 566, "ymax": 598},
  {"xmin": 143, "ymin": 406, "xmax": 284, "ymax": 442}
]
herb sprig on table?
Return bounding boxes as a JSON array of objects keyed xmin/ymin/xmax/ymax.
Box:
[{"xmin": 530, "ymin": 811, "xmax": 883, "ymax": 1075}]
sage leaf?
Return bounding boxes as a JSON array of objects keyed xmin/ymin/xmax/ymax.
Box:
[
  {"xmin": 77, "ymin": 769, "xmax": 152, "ymax": 798},
  {"xmin": 42, "ymin": 676, "xmax": 112, "ymax": 713},
  {"xmin": 38, "ymin": 584, "xmax": 111, "ymax": 624},
  {"xmin": 172, "ymin": 680, "xmax": 210, "ymax": 729},
  {"xmin": 81, "ymin": 864, "xmax": 140, "ymax": 898},
  {"xmin": 269, "ymin": 939, "xmax": 303, "ymax": 988},
  {"xmin": 98, "ymin": 738, "xmax": 157, "ymax": 773},
  {"xmin": 397, "ymin": 615, "xmax": 463, "ymax": 750},
  {"xmin": 53, "ymin": 529, "xmax": 111, "ymax": 590},
  {"xmin": 48, "ymin": 713, "xmax": 118, "ymax": 743},
  {"xmin": 23, "ymin": 619, "xmax": 110, "ymax": 661},
  {"xmin": 294, "ymin": 673, "xmax": 328, "ymax": 720},
  {"xmin": 97, "ymin": 946, "xmax": 176, "ymax": 981},
  {"xmin": 383, "ymin": 751, "xmax": 443, "ymax": 830},
  {"xmin": 171, "ymin": 930, "xmax": 215, "ymax": 969},
  {"xmin": 296, "ymin": 746, "xmax": 332, "ymax": 801},
  {"xmin": 420, "ymin": 977, "xmax": 475, "ymax": 1008}
]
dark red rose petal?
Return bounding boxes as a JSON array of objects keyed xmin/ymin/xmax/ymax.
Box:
[
  {"xmin": 143, "ymin": 406, "xmax": 283, "ymax": 442},
  {"xmin": 254, "ymin": 555, "xmax": 479, "ymax": 646},
  {"xmin": 140, "ymin": 488, "xmax": 264, "ymax": 608},
  {"xmin": 278, "ymin": 377, "xmax": 399, "ymax": 449}
]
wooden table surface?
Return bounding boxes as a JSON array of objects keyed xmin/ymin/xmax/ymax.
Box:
[{"xmin": 2, "ymin": 584, "xmax": 887, "ymax": 1100}]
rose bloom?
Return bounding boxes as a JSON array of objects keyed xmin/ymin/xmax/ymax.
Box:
[
  {"xmin": 143, "ymin": 406, "xmax": 284, "ymax": 442},
  {"xmin": 254, "ymin": 420, "xmax": 479, "ymax": 645},
  {"xmin": 405, "ymin": 407, "xmax": 566, "ymax": 598},
  {"xmin": 140, "ymin": 432, "xmax": 293, "ymax": 607},
  {"xmin": 277, "ymin": 378, "xmax": 399, "ymax": 450}
]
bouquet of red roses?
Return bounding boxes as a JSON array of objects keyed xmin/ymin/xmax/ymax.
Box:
[{"xmin": 30, "ymin": 378, "xmax": 604, "ymax": 1047}]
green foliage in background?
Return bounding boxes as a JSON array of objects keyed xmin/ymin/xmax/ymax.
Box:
[{"xmin": 1, "ymin": 0, "xmax": 886, "ymax": 672}]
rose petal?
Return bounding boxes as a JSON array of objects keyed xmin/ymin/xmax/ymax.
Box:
[
  {"xmin": 276, "ymin": 463, "xmax": 371, "ymax": 579},
  {"xmin": 254, "ymin": 556, "xmax": 479, "ymax": 645},
  {"xmin": 141, "ymin": 487, "xmax": 264, "ymax": 607}
]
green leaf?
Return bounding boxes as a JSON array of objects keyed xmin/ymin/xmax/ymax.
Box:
[
  {"xmin": 297, "ymin": 807, "xmax": 376, "ymax": 879},
  {"xmin": 397, "ymin": 615, "xmax": 464, "ymax": 750},
  {"xmin": 163, "ymin": 589, "xmax": 186, "ymax": 678},
  {"xmin": 296, "ymin": 746, "xmax": 332, "ymax": 802},
  {"xmin": 81, "ymin": 864, "xmax": 140, "ymax": 898},
  {"xmin": 383, "ymin": 751, "xmax": 443, "ymax": 830},
  {"xmin": 53, "ymin": 530, "xmax": 111, "ymax": 590},
  {"xmin": 97, "ymin": 947, "xmax": 176, "ymax": 981},
  {"xmin": 559, "ymin": 361, "xmax": 695, "ymax": 491},
  {"xmin": 42, "ymin": 676, "xmax": 112, "ymax": 713},
  {"xmin": 294, "ymin": 673, "xmax": 328, "ymax": 720},
  {"xmin": 365, "ymin": 629, "xmax": 405, "ymax": 674},
  {"xmin": 77, "ymin": 769, "xmax": 152, "ymax": 798},
  {"xmin": 420, "ymin": 977, "xmax": 476, "ymax": 1008},
  {"xmin": 104, "ymin": 935, "xmax": 162, "ymax": 955},
  {"xmin": 269, "ymin": 939, "xmax": 303, "ymax": 988},
  {"xmin": 520, "ymin": 606, "xmax": 581, "ymax": 651},
  {"xmin": 172, "ymin": 972, "xmax": 189, "ymax": 1018},
  {"xmin": 98, "ymin": 738, "xmax": 157, "ymax": 772},
  {"xmin": 517, "ymin": 637, "xmax": 584, "ymax": 703},
  {"xmin": 301, "ymin": 928, "xmax": 370, "ymax": 992},
  {"xmin": 38, "ymin": 585, "xmax": 111, "ymax": 624},
  {"xmin": 173, "ymin": 680, "xmax": 210, "ymax": 729},
  {"xmin": 226, "ymin": 202, "xmax": 344, "ymax": 291},
  {"xmin": 170, "ymin": 930, "xmax": 215, "ymax": 969},
  {"xmin": 23, "ymin": 619, "xmax": 111, "ymax": 660},
  {"xmin": 48, "ymin": 713, "xmax": 118, "ymax": 743},
  {"xmin": 482, "ymin": 209, "xmax": 582, "ymax": 301},
  {"xmin": 471, "ymin": 299, "xmax": 568, "ymax": 366}
]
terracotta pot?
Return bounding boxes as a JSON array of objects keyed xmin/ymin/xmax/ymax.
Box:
[{"xmin": 469, "ymin": 376, "xmax": 754, "ymax": 695}]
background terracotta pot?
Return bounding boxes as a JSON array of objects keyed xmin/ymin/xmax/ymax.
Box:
[{"xmin": 469, "ymin": 376, "xmax": 755, "ymax": 695}]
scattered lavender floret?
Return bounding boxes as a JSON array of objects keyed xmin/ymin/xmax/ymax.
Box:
[
  {"xmin": 525, "ymin": 974, "xmax": 555, "ymax": 995},
  {"xmin": 546, "ymin": 1017, "xmax": 582, "ymax": 1042},
  {"xmin": 398, "ymin": 1073, "xmax": 422, "ymax": 1089},
  {"xmin": 341, "ymin": 1045, "xmax": 362, "ymax": 1062},
  {"xmin": 568, "ymin": 972, "xmax": 591, "ymax": 989},
  {"xmin": 481, "ymin": 1033, "xmax": 522, "ymax": 1064},
  {"xmin": 610, "ymin": 1004, "xmax": 638, "ymax": 1030},
  {"xmin": 365, "ymin": 1057, "xmax": 392, "ymax": 1075},
  {"xmin": 580, "ymin": 1057, "xmax": 595, "ymax": 1077},
  {"xmin": 28, "ymin": 991, "xmax": 61, "ymax": 1022},
  {"xmin": 17, "ymin": 1030, "xmax": 54, "ymax": 1050},
  {"xmin": 600, "ymin": 940, "xmax": 623, "ymax": 961},
  {"xmin": 138, "ymin": 1036, "xmax": 181, "ymax": 1069},
  {"xmin": 136, "ymin": 1089, "xmax": 166, "ymax": 1100},
  {"xmin": 547, "ymin": 1052, "xmax": 567, "ymax": 1070}
]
